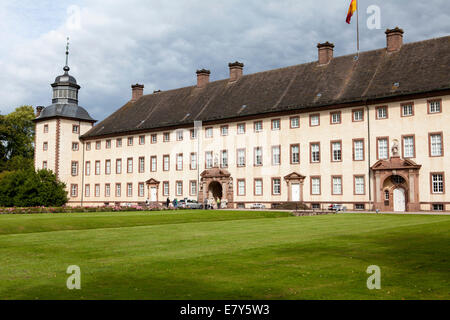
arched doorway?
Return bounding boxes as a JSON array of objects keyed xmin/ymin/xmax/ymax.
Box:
[{"xmin": 208, "ymin": 181, "xmax": 223, "ymax": 200}]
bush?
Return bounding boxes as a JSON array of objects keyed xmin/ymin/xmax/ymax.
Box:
[
  {"xmin": 0, "ymin": 205, "xmax": 165, "ymax": 215},
  {"xmin": 271, "ymin": 202, "xmax": 310, "ymax": 210},
  {"xmin": 0, "ymin": 169, "xmax": 68, "ymax": 207}
]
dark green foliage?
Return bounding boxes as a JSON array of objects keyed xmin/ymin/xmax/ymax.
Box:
[{"xmin": 0, "ymin": 169, "xmax": 67, "ymax": 207}]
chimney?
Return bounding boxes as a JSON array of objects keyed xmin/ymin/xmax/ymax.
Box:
[
  {"xmin": 317, "ymin": 42, "xmax": 334, "ymax": 65},
  {"xmin": 385, "ymin": 27, "xmax": 404, "ymax": 52},
  {"xmin": 36, "ymin": 106, "xmax": 44, "ymax": 117},
  {"xmin": 131, "ymin": 84, "xmax": 144, "ymax": 102},
  {"xmin": 229, "ymin": 61, "xmax": 244, "ymax": 82},
  {"xmin": 196, "ymin": 69, "xmax": 210, "ymax": 88}
]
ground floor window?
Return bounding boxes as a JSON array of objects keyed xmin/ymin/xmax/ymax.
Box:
[
  {"xmin": 176, "ymin": 181, "xmax": 183, "ymax": 196},
  {"xmin": 432, "ymin": 204, "xmax": 444, "ymax": 211},
  {"xmin": 311, "ymin": 203, "xmax": 320, "ymax": 210},
  {"xmin": 70, "ymin": 184, "xmax": 78, "ymax": 197},
  {"xmin": 138, "ymin": 183, "xmax": 145, "ymax": 197},
  {"xmin": 272, "ymin": 178, "xmax": 281, "ymax": 195},
  {"xmin": 237, "ymin": 203, "xmax": 245, "ymax": 209},
  {"xmin": 355, "ymin": 204, "xmax": 365, "ymax": 210},
  {"xmin": 163, "ymin": 182, "xmax": 169, "ymax": 196}
]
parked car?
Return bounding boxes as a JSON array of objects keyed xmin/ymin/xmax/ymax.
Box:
[
  {"xmin": 328, "ymin": 204, "xmax": 347, "ymax": 212},
  {"xmin": 185, "ymin": 199, "xmax": 203, "ymax": 209},
  {"xmin": 250, "ymin": 203, "xmax": 266, "ymax": 209}
]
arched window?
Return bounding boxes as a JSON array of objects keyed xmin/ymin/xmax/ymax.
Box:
[{"xmin": 391, "ymin": 175, "xmax": 405, "ymax": 185}]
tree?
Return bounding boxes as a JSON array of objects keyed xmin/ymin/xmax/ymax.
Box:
[
  {"xmin": 0, "ymin": 169, "xmax": 68, "ymax": 207},
  {"xmin": 0, "ymin": 106, "xmax": 35, "ymax": 172}
]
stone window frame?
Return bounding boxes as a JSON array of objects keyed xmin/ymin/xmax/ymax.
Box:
[
  {"xmin": 254, "ymin": 178, "xmax": 263, "ymax": 196},
  {"xmin": 353, "ymin": 175, "xmax": 366, "ymax": 195},
  {"xmin": 401, "ymin": 134, "xmax": 416, "ymax": 159},
  {"xmin": 352, "ymin": 138, "xmax": 365, "ymax": 161}
]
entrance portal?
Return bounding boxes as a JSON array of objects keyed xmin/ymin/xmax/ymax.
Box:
[
  {"xmin": 393, "ymin": 188, "xmax": 406, "ymax": 212},
  {"xmin": 208, "ymin": 181, "xmax": 223, "ymax": 200},
  {"xmin": 292, "ymin": 183, "xmax": 300, "ymax": 202}
]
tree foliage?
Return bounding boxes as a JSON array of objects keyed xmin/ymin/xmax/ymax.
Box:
[{"xmin": 0, "ymin": 169, "xmax": 68, "ymax": 207}]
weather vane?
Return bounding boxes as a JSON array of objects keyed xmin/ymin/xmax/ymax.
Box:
[{"xmin": 64, "ymin": 37, "xmax": 70, "ymax": 72}]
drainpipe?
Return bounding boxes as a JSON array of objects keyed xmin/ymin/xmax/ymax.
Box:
[
  {"xmin": 366, "ymin": 103, "xmax": 372, "ymax": 210},
  {"xmin": 79, "ymin": 121, "xmax": 85, "ymax": 207}
]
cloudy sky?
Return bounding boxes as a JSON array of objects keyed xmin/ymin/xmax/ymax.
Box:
[{"xmin": 0, "ymin": 0, "xmax": 449, "ymax": 121}]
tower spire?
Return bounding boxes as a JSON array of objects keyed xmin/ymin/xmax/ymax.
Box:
[{"xmin": 64, "ymin": 37, "xmax": 70, "ymax": 73}]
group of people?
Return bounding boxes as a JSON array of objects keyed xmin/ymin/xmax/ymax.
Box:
[{"xmin": 204, "ymin": 198, "xmax": 224, "ymax": 209}]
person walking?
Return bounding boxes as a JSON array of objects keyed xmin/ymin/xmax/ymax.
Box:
[
  {"xmin": 166, "ymin": 197, "xmax": 170, "ymax": 208},
  {"xmin": 217, "ymin": 198, "xmax": 221, "ymax": 209}
]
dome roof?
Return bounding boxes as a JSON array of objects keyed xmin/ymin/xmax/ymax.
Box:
[
  {"xmin": 35, "ymin": 103, "xmax": 95, "ymax": 122},
  {"xmin": 54, "ymin": 73, "xmax": 77, "ymax": 85}
]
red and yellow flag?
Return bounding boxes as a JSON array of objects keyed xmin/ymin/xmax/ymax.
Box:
[{"xmin": 346, "ymin": 0, "xmax": 357, "ymax": 24}]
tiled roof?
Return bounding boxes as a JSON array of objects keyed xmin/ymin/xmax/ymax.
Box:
[{"xmin": 82, "ymin": 35, "xmax": 450, "ymax": 139}]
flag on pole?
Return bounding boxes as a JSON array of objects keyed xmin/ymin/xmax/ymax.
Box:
[{"xmin": 346, "ymin": 0, "xmax": 357, "ymax": 24}]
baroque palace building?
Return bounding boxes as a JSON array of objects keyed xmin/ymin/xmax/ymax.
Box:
[{"xmin": 34, "ymin": 28, "xmax": 450, "ymax": 212}]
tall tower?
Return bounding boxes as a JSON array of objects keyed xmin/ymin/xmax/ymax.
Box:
[{"xmin": 34, "ymin": 38, "xmax": 96, "ymax": 204}]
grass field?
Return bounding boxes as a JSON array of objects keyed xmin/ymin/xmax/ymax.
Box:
[{"xmin": 0, "ymin": 210, "xmax": 449, "ymax": 300}]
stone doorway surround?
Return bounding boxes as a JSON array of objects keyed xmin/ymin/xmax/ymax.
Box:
[
  {"xmin": 284, "ymin": 172, "xmax": 306, "ymax": 202},
  {"xmin": 145, "ymin": 178, "xmax": 160, "ymax": 203},
  {"xmin": 371, "ymin": 156, "xmax": 421, "ymax": 212},
  {"xmin": 199, "ymin": 166, "xmax": 234, "ymax": 208}
]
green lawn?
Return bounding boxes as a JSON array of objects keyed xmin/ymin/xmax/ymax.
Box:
[{"xmin": 0, "ymin": 210, "xmax": 448, "ymax": 300}]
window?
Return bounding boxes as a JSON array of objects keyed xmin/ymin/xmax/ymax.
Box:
[
  {"xmin": 190, "ymin": 129, "xmax": 197, "ymax": 140},
  {"xmin": 163, "ymin": 182, "xmax": 169, "ymax": 196},
  {"xmin": 70, "ymin": 184, "xmax": 78, "ymax": 197},
  {"xmin": 176, "ymin": 181, "xmax": 183, "ymax": 196},
  {"xmin": 221, "ymin": 125, "xmax": 229, "ymax": 136},
  {"xmin": 96, "ymin": 141, "xmax": 101, "ymax": 150},
  {"xmin": 205, "ymin": 151, "xmax": 213, "ymax": 169},
  {"xmin": 139, "ymin": 157, "xmax": 145, "ymax": 173},
  {"xmin": 431, "ymin": 173, "xmax": 444, "ymax": 194},
  {"xmin": 116, "ymin": 138, "xmax": 122, "ymax": 148},
  {"xmin": 44, "ymin": 124, "xmax": 49, "ymax": 133},
  {"xmin": 176, "ymin": 154, "xmax": 183, "ymax": 171},
  {"xmin": 127, "ymin": 158, "xmax": 133, "ymax": 173},
  {"xmin": 354, "ymin": 176, "xmax": 365, "ymax": 195},
  {"xmin": 310, "ymin": 114, "xmax": 320, "ymax": 126},
  {"xmin": 401, "ymin": 103, "xmax": 414, "ymax": 117},
  {"xmin": 95, "ymin": 184, "xmax": 100, "ymax": 197},
  {"xmin": 221, "ymin": 150, "xmax": 228, "ymax": 168},
  {"xmin": 95, "ymin": 161, "xmax": 101, "ymax": 175},
  {"xmin": 271, "ymin": 119, "xmax": 280, "ymax": 130},
  {"xmin": 377, "ymin": 138, "xmax": 389, "ymax": 160},
  {"xmin": 402, "ymin": 136, "xmax": 415, "ymax": 158},
  {"xmin": 376, "ymin": 106, "xmax": 388, "ymax": 119},
  {"xmin": 310, "ymin": 143, "xmax": 320, "ymax": 163},
  {"xmin": 86, "ymin": 142, "xmax": 91, "ymax": 151},
  {"xmin": 352, "ymin": 139, "xmax": 364, "ymax": 161},
  {"xmin": 205, "ymin": 127, "xmax": 213, "ymax": 138},
  {"xmin": 311, "ymin": 177, "xmax": 321, "ymax": 195},
  {"xmin": 139, "ymin": 183, "xmax": 145, "ymax": 197},
  {"xmin": 353, "ymin": 109, "xmax": 364, "ymax": 122},
  {"xmin": 116, "ymin": 159, "xmax": 122, "ymax": 174},
  {"xmin": 237, "ymin": 179, "xmax": 246, "ymax": 196},
  {"xmin": 151, "ymin": 134, "xmax": 157, "ymax": 144},
  {"xmin": 254, "ymin": 121, "xmax": 263, "ymax": 132},
  {"xmin": 254, "ymin": 147, "xmax": 263, "ymax": 166},
  {"xmin": 429, "ymin": 133, "xmax": 443, "ymax": 157},
  {"xmin": 311, "ymin": 203, "xmax": 321, "ymax": 210},
  {"xmin": 272, "ymin": 146, "xmax": 280, "ymax": 165},
  {"xmin": 290, "ymin": 116, "xmax": 299, "ymax": 128},
  {"xmin": 237, "ymin": 123, "xmax": 246, "ymax": 134},
  {"xmin": 332, "ymin": 176, "xmax": 343, "ymax": 195},
  {"xmin": 116, "ymin": 183, "xmax": 121, "ymax": 197},
  {"xmin": 105, "ymin": 159, "xmax": 111, "ymax": 175},
  {"xmin": 139, "ymin": 135, "xmax": 145, "ymax": 145},
  {"xmin": 71, "ymin": 161, "xmax": 78, "ymax": 176},
  {"xmin": 43, "ymin": 142, "xmax": 48, "ymax": 151},
  {"xmin": 237, "ymin": 149, "xmax": 246, "ymax": 167},
  {"xmin": 163, "ymin": 132, "xmax": 170, "ymax": 142},
  {"xmin": 42, "ymin": 161, "xmax": 47, "ymax": 169},
  {"xmin": 176, "ymin": 131, "xmax": 183, "ymax": 141},
  {"xmin": 190, "ymin": 181, "xmax": 197, "ymax": 196},
  {"xmin": 127, "ymin": 183, "xmax": 133, "ymax": 197},
  {"xmin": 151, "ymin": 156, "xmax": 157, "ymax": 172},
  {"xmin": 254, "ymin": 179, "xmax": 263, "ymax": 196},
  {"xmin": 85, "ymin": 184, "xmax": 90, "ymax": 197},
  {"xmin": 385, "ymin": 190, "xmax": 390, "ymax": 201},
  {"xmin": 428, "ymin": 99, "xmax": 442, "ymax": 114},
  {"xmin": 330, "ymin": 111, "xmax": 341, "ymax": 124},
  {"xmin": 106, "ymin": 140, "xmax": 111, "ymax": 149},
  {"xmin": 105, "ymin": 184, "xmax": 111, "ymax": 197},
  {"xmin": 163, "ymin": 155, "xmax": 170, "ymax": 171},
  {"xmin": 190, "ymin": 153, "xmax": 197, "ymax": 170},
  {"xmin": 72, "ymin": 142, "xmax": 79, "ymax": 151},
  {"xmin": 432, "ymin": 204, "xmax": 444, "ymax": 211},
  {"xmin": 290, "ymin": 144, "xmax": 300, "ymax": 164},
  {"xmin": 355, "ymin": 204, "xmax": 365, "ymax": 210},
  {"xmin": 127, "ymin": 137, "xmax": 133, "ymax": 146},
  {"xmin": 72, "ymin": 125, "xmax": 79, "ymax": 134},
  {"xmin": 85, "ymin": 161, "xmax": 91, "ymax": 176},
  {"xmin": 331, "ymin": 141, "xmax": 342, "ymax": 162},
  {"xmin": 272, "ymin": 178, "xmax": 281, "ymax": 195}
]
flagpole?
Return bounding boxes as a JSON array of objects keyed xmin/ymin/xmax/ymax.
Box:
[{"xmin": 356, "ymin": 0, "xmax": 360, "ymax": 55}]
